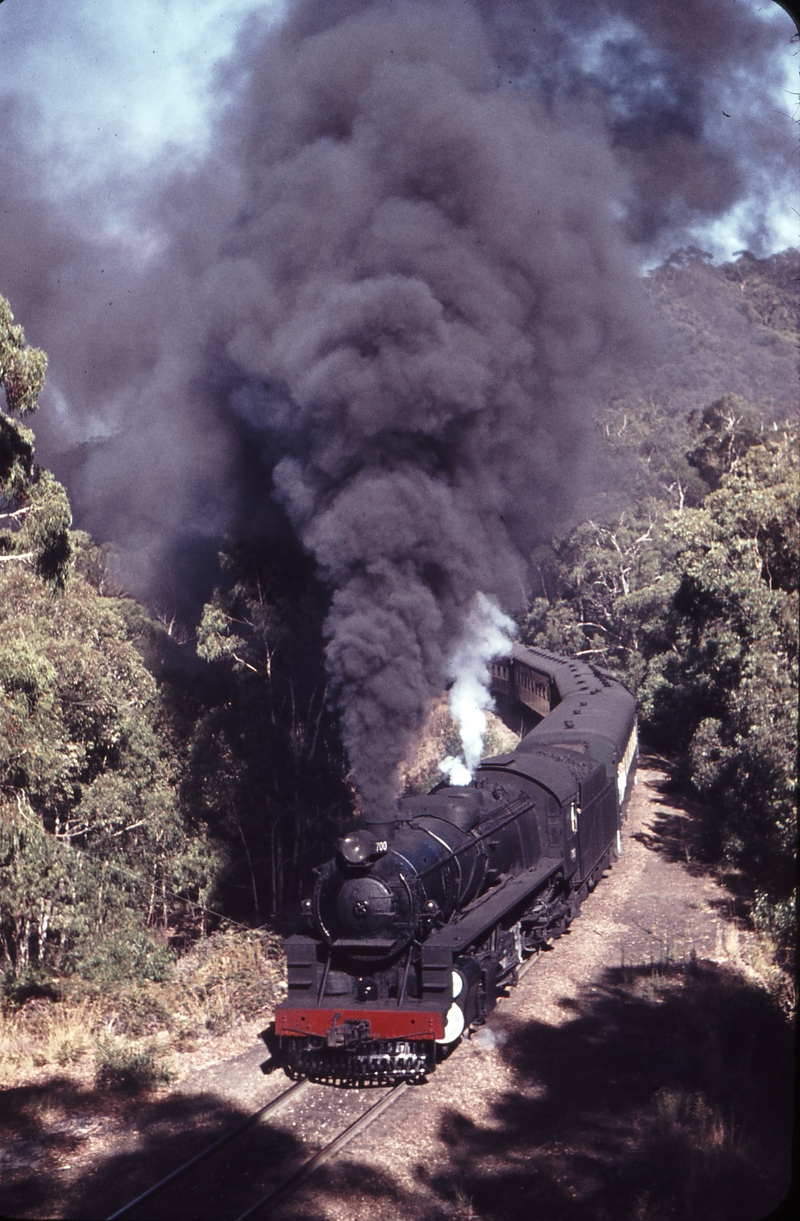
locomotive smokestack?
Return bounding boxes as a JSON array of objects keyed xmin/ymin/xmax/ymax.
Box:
[{"xmin": 361, "ymin": 804, "xmax": 402, "ymax": 846}]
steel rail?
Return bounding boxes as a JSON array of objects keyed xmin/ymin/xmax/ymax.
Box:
[
  {"xmin": 105, "ymin": 1079, "xmax": 311, "ymax": 1221},
  {"xmin": 232, "ymin": 1082, "xmax": 410, "ymax": 1221},
  {"xmin": 233, "ymin": 952, "xmax": 539, "ymax": 1219},
  {"xmin": 106, "ymin": 942, "xmax": 541, "ymax": 1220},
  {"xmin": 517, "ymin": 947, "xmax": 542, "ymax": 981}
]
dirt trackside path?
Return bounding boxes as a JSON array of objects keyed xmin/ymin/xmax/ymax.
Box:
[
  {"xmin": 275, "ymin": 759, "xmax": 794, "ymax": 1221},
  {"xmin": 1, "ymin": 761, "xmax": 793, "ymax": 1221}
]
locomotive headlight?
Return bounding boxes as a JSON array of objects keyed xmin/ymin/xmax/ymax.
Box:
[
  {"xmin": 452, "ymin": 970, "xmax": 464, "ymax": 999},
  {"xmin": 339, "ymin": 830, "xmax": 387, "ymax": 865}
]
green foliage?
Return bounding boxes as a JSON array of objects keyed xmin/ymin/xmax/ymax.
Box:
[
  {"xmin": 0, "ymin": 421, "xmax": 73, "ymax": 587},
  {"xmin": 0, "ymin": 564, "xmax": 173, "ymax": 828},
  {"xmin": 523, "ymin": 424, "xmax": 797, "ymax": 949},
  {"xmin": 191, "ymin": 537, "xmax": 352, "ymax": 919},
  {"xmin": 0, "ymin": 292, "xmax": 225, "ymax": 988},
  {"xmin": 0, "ymin": 563, "xmax": 220, "ymax": 976},
  {"xmin": 0, "ymin": 296, "xmax": 47, "ymax": 418},
  {"xmin": 94, "ymin": 1035, "xmax": 172, "ymax": 1092},
  {"xmin": 75, "ymin": 916, "xmax": 174, "ymax": 986},
  {"xmin": 685, "ymin": 395, "xmax": 763, "ymax": 493},
  {"xmin": 1, "ymin": 292, "xmax": 72, "ymax": 586}
]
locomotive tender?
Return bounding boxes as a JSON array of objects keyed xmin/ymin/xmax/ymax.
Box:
[{"xmin": 262, "ymin": 645, "xmax": 637, "ymax": 1085}]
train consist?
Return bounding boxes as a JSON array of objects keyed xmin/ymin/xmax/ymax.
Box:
[{"xmin": 262, "ymin": 645, "xmax": 637, "ymax": 1086}]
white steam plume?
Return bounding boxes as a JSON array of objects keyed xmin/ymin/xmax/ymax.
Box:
[{"xmin": 438, "ymin": 593, "xmax": 515, "ymax": 786}]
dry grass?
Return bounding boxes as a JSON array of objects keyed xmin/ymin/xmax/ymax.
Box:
[
  {"xmin": 627, "ymin": 1081, "xmax": 761, "ymax": 1221},
  {"xmin": 650, "ymin": 1086, "xmax": 733, "ymax": 1152},
  {"xmin": 0, "ymin": 927, "xmax": 285, "ymax": 1091},
  {"xmin": 722, "ymin": 922, "xmax": 795, "ymax": 1016},
  {"xmin": 0, "ymin": 995, "xmax": 101, "ymax": 1080}
]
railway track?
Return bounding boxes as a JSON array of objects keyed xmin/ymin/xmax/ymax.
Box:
[
  {"xmin": 103, "ymin": 953, "xmax": 542, "ymax": 1221},
  {"xmin": 106, "ymin": 1079, "xmax": 310, "ymax": 1220},
  {"xmin": 102, "ymin": 1072, "xmax": 413, "ymax": 1221},
  {"xmin": 233, "ymin": 1083, "xmax": 409, "ymax": 1221}
]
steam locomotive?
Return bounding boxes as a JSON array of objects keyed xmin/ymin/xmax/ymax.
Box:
[{"xmin": 261, "ymin": 645, "xmax": 637, "ymax": 1085}]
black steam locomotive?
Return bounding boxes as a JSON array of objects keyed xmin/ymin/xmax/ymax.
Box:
[{"xmin": 262, "ymin": 645, "xmax": 637, "ymax": 1085}]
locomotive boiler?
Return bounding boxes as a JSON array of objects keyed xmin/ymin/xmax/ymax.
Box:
[{"xmin": 262, "ymin": 645, "xmax": 637, "ymax": 1085}]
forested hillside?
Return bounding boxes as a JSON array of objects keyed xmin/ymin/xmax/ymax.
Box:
[
  {"xmin": 0, "ymin": 298, "xmax": 344, "ymax": 1009},
  {"xmin": 1, "ymin": 299, "xmax": 217, "ymax": 989},
  {"xmin": 524, "ymin": 248, "xmax": 797, "ymax": 954},
  {"xmin": 0, "ymin": 246, "xmax": 796, "ymax": 1080}
]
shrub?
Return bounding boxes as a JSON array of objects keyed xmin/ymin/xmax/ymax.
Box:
[
  {"xmin": 75, "ymin": 924, "xmax": 175, "ymax": 986},
  {"xmin": 94, "ymin": 1036, "xmax": 172, "ymax": 1093}
]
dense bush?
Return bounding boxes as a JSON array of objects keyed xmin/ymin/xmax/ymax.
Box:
[
  {"xmin": 94, "ymin": 1035, "xmax": 173, "ymax": 1092},
  {"xmin": 523, "ymin": 420, "xmax": 797, "ymax": 953},
  {"xmin": 0, "ymin": 294, "xmax": 223, "ymax": 988}
]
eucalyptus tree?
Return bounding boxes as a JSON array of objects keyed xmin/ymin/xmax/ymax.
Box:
[{"xmin": 1, "ymin": 293, "xmax": 221, "ymax": 988}]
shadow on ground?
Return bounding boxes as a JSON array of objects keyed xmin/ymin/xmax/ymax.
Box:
[
  {"xmin": 5, "ymin": 958, "xmax": 792, "ymax": 1221},
  {"xmin": 297, "ymin": 961, "xmax": 794, "ymax": 1221},
  {"xmin": 630, "ymin": 761, "xmax": 786, "ymax": 948},
  {"xmin": 629, "ymin": 759, "xmax": 711, "ymax": 875},
  {"xmin": 2, "ymin": 973, "xmax": 793, "ymax": 1221},
  {"xmin": 0, "ymin": 1076, "xmax": 305, "ymax": 1221}
]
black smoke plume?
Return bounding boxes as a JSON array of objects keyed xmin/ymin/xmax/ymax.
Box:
[{"xmin": 0, "ymin": 0, "xmax": 795, "ymax": 809}]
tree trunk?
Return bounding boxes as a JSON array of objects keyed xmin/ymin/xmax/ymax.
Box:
[{"xmin": 237, "ymin": 820, "xmax": 261, "ymax": 923}]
